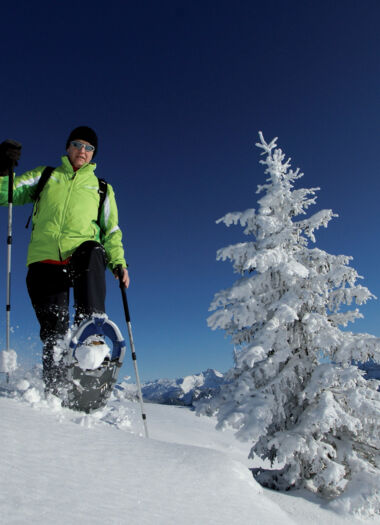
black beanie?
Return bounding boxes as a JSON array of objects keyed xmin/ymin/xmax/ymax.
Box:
[{"xmin": 66, "ymin": 126, "xmax": 98, "ymax": 156}]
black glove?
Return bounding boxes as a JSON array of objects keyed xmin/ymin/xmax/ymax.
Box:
[{"xmin": 0, "ymin": 139, "xmax": 22, "ymax": 176}]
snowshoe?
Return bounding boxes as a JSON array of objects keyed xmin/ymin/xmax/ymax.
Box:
[{"xmin": 63, "ymin": 314, "xmax": 126, "ymax": 413}]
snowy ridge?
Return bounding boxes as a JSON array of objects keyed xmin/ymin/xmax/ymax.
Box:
[{"xmin": 118, "ymin": 368, "xmax": 225, "ymax": 406}]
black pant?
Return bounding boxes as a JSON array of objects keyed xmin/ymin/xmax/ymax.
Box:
[{"xmin": 26, "ymin": 241, "xmax": 107, "ymax": 388}]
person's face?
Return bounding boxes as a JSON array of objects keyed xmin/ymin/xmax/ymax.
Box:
[{"xmin": 67, "ymin": 139, "xmax": 95, "ymax": 169}]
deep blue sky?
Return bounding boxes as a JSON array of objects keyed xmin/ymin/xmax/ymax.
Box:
[{"xmin": 1, "ymin": 0, "xmax": 380, "ymax": 381}]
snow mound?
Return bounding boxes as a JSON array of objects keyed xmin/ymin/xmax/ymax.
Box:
[{"xmin": 0, "ymin": 392, "xmax": 293, "ymax": 525}]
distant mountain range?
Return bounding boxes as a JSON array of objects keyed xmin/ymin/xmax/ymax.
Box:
[
  {"xmin": 116, "ymin": 369, "xmax": 226, "ymax": 406},
  {"xmin": 115, "ymin": 360, "xmax": 380, "ymax": 407},
  {"xmin": 357, "ymin": 359, "xmax": 380, "ymax": 383}
]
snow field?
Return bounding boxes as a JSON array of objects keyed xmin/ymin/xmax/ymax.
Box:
[
  {"xmin": 1, "ymin": 369, "xmax": 379, "ymax": 525},
  {"xmin": 1, "ymin": 393, "xmax": 290, "ymax": 525}
]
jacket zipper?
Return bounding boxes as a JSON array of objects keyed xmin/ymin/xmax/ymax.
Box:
[{"xmin": 57, "ymin": 172, "xmax": 76, "ymax": 260}]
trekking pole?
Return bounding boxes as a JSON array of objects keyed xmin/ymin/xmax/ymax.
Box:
[
  {"xmin": 1, "ymin": 140, "xmax": 21, "ymax": 383},
  {"xmin": 5, "ymin": 164, "xmax": 14, "ymax": 383},
  {"xmin": 116, "ymin": 265, "xmax": 149, "ymax": 438}
]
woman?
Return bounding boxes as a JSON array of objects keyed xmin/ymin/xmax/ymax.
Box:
[{"xmin": 0, "ymin": 126, "xmax": 129, "ymax": 392}]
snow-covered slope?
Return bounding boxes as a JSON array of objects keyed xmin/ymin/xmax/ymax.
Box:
[
  {"xmin": 1, "ymin": 368, "xmax": 379, "ymax": 524},
  {"xmin": 2, "ymin": 397, "xmax": 273, "ymax": 525}
]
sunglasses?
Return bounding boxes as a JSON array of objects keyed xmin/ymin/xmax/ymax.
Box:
[{"xmin": 70, "ymin": 140, "xmax": 95, "ymax": 152}]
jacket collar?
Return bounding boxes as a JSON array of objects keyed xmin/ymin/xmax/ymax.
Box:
[{"xmin": 61, "ymin": 155, "xmax": 97, "ymax": 174}]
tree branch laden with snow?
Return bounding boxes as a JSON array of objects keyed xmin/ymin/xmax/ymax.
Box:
[{"xmin": 198, "ymin": 133, "xmax": 380, "ymax": 517}]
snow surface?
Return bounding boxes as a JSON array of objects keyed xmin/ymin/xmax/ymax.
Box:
[{"xmin": 1, "ymin": 368, "xmax": 379, "ymax": 525}]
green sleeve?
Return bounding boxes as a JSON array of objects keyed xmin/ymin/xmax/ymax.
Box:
[
  {"xmin": 99, "ymin": 183, "xmax": 127, "ymax": 271},
  {"xmin": 0, "ymin": 167, "xmax": 45, "ymax": 206}
]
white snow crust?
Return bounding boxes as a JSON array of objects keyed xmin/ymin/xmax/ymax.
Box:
[{"xmin": 1, "ymin": 367, "xmax": 379, "ymax": 525}]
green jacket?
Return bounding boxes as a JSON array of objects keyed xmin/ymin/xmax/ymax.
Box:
[{"xmin": 0, "ymin": 156, "xmax": 127, "ymax": 270}]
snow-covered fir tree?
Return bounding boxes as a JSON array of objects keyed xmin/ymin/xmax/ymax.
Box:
[{"xmin": 198, "ymin": 133, "xmax": 380, "ymax": 517}]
